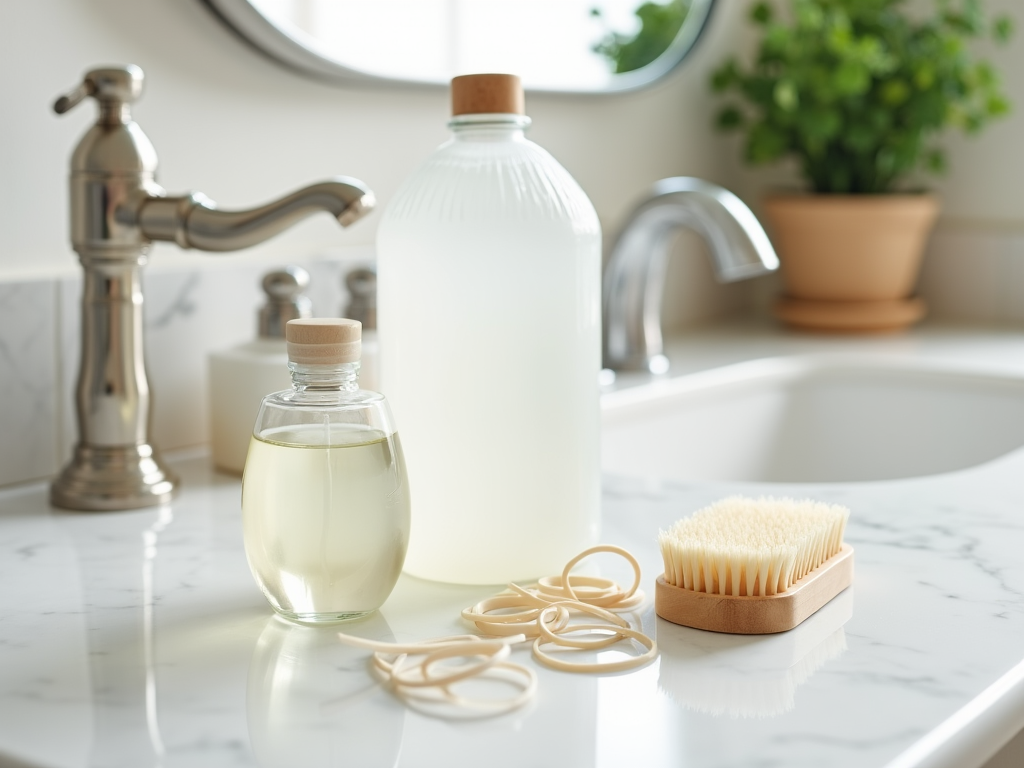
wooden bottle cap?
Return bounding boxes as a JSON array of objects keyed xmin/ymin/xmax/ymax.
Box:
[
  {"xmin": 451, "ymin": 74, "xmax": 524, "ymax": 116},
  {"xmin": 285, "ymin": 318, "xmax": 361, "ymax": 364}
]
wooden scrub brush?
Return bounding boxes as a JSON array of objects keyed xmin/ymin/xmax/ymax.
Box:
[{"xmin": 655, "ymin": 496, "xmax": 854, "ymax": 634}]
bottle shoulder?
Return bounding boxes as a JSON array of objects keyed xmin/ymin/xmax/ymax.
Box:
[
  {"xmin": 254, "ymin": 388, "xmax": 398, "ymax": 442},
  {"xmin": 262, "ymin": 388, "xmax": 385, "ymax": 410},
  {"xmin": 380, "ymin": 135, "xmax": 599, "ymax": 233}
]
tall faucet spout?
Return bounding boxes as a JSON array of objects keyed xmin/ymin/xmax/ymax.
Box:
[
  {"xmin": 603, "ymin": 177, "xmax": 779, "ymax": 373},
  {"xmin": 139, "ymin": 177, "xmax": 375, "ymax": 252}
]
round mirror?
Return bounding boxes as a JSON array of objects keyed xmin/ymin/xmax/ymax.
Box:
[{"xmin": 203, "ymin": 0, "xmax": 716, "ymax": 93}]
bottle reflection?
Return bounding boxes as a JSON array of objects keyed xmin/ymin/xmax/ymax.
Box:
[
  {"xmin": 657, "ymin": 588, "xmax": 853, "ymax": 718},
  {"xmin": 247, "ymin": 613, "xmax": 405, "ymax": 768},
  {"xmin": 142, "ymin": 508, "xmax": 173, "ymax": 759},
  {"xmin": 0, "ymin": 499, "xmax": 92, "ymax": 768},
  {"xmin": 57, "ymin": 505, "xmax": 173, "ymax": 768}
]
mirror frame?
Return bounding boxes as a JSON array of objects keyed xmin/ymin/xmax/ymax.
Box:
[{"xmin": 201, "ymin": 0, "xmax": 717, "ymax": 93}]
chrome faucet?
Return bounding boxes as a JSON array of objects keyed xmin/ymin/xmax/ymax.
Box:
[
  {"xmin": 602, "ymin": 177, "xmax": 779, "ymax": 373},
  {"xmin": 51, "ymin": 65, "xmax": 375, "ymax": 511}
]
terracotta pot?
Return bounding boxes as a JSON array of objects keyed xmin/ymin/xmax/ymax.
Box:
[{"xmin": 763, "ymin": 194, "xmax": 939, "ymax": 331}]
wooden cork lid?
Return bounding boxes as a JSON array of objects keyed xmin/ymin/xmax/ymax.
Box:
[
  {"xmin": 286, "ymin": 318, "xmax": 361, "ymax": 364},
  {"xmin": 451, "ymin": 74, "xmax": 524, "ymax": 116}
]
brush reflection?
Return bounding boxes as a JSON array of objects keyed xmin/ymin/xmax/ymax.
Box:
[{"xmin": 657, "ymin": 588, "xmax": 853, "ymax": 718}]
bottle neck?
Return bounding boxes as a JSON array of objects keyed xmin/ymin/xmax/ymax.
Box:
[
  {"xmin": 289, "ymin": 361, "xmax": 360, "ymax": 392},
  {"xmin": 449, "ymin": 113, "xmax": 531, "ymax": 143}
]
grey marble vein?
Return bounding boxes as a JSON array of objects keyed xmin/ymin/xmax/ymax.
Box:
[{"xmin": 0, "ymin": 280, "xmax": 59, "ymax": 485}]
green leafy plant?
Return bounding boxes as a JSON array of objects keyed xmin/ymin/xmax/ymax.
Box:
[
  {"xmin": 593, "ymin": 0, "xmax": 691, "ymax": 73},
  {"xmin": 711, "ymin": 0, "xmax": 1013, "ymax": 194}
]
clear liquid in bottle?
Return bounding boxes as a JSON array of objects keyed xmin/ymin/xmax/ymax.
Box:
[
  {"xmin": 241, "ymin": 319, "xmax": 410, "ymax": 623},
  {"xmin": 242, "ymin": 425, "xmax": 408, "ymax": 621}
]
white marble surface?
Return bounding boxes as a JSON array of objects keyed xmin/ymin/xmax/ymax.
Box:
[{"xmin": 2, "ymin": 326, "xmax": 1024, "ymax": 768}]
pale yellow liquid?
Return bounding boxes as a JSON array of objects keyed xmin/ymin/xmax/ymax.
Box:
[{"xmin": 241, "ymin": 424, "xmax": 410, "ymax": 622}]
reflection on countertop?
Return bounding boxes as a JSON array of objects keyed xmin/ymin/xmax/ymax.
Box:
[
  {"xmin": 658, "ymin": 588, "xmax": 852, "ymax": 718},
  {"xmin": 248, "ymin": 615, "xmax": 405, "ymax": 768}
]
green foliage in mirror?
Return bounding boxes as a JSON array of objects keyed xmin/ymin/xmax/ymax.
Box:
[
  {"xmin": 594, "ymin": 0, "xmax": 691, "ymax": 73},
  {"xmin": 711, "ymin": 0, "xmax": 1013, "ymax": 194}
]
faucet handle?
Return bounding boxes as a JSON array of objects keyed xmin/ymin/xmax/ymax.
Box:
[
  {"xmin": 344, "ymin": 266, "xmax": 377, "ymax": 330},
  {"xmin": 54, "ymin": 64, "xmax": 144, "ymax": 115},
  {"xmin": 259, "ymin": 266, "xmax": 313, "ymax": 339}
]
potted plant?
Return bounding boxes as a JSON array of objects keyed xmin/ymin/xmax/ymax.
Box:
[{"xmin": 711, "ymin": 0, "xmax": 1013, "ymax": 331}]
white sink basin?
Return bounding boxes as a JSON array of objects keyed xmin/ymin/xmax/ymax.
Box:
[{"xmin": 601, "ymin": 356, "xmax": 1024, "ymax": 483}]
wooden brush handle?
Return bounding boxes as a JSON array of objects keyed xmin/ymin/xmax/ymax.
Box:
[{"xmin": 655, "ymin": 545, "xmax": 855, "ymax": 634}]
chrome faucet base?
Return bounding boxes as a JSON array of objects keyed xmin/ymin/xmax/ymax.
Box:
[{"xmin": 51, "ymin": 444, "xmax": 178, "ymax": 512}]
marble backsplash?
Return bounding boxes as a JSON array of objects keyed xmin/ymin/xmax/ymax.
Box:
[
  {"xmin": 0, "ymin": 281, "xmax": 60, "ymax": 486},
  {"xmin": 0, "ymin": 228, "xmax": 1022, "ymax": 489},
  {"xmin": 0, "ymin": 248, "xmax": 372, "ymax": 488}
]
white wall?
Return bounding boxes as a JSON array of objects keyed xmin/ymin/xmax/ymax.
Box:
[
  {"xmin": 3, "ymin": 0, "xmax": 1021, "ymax": 310},
  {"xmin": 0, "ymin": 0, "xmax": 746, "ymax": 282}
]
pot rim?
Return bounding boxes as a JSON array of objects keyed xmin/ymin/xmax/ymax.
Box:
[
  {"xmin": 763, "ymin": 190, "xmax": 939, "ymax": 202},
  {"xmin": 763, "ymin": 191, "xmax": 940, "ymax": 214}
]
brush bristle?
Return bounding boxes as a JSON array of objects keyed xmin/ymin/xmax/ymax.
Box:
[{"xmin": 659, "ymin": 496, "xmax": 849, "ymax": 597}]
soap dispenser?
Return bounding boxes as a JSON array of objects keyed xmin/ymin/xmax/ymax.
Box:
[{"xmin": 208, "ymin": 266, "xmax": 312, "ymax": 474}]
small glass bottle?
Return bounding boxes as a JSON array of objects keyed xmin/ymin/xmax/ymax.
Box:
[{"xmin": 241, "ymin": 318, "xmax": 410, "ymax": 623}]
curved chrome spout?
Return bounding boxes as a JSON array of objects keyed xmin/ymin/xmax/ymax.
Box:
[
  {"xmin": 140, "ymin": 178, "xmax": 374, "ymax": 251},
  {"xmin": 603, "ymin": 178, "xmax": 779, "ymax": 373}
]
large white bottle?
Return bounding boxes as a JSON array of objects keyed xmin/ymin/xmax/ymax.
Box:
[{"xmin": 377, "ymin": 74, "xmax": 601, "ymax": 584}]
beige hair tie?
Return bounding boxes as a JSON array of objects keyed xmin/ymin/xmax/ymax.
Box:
[
  {"xmin": 535, "ymin": 544, "xmax": 645, "ymax": 609},
  {"xmin": 533, "ymin": 622, "xmax": 658, "ymax": 674},
  {"xmin": 338, "ymin": 545, "xmax": 657, "ymax": 717},
  {"xmin": 336, "ymin": 633, "xmax": 536, "ymax": 717},
  {"xmin": 462, "ymin": 545, "xmax": 656, "ymax": 674}
]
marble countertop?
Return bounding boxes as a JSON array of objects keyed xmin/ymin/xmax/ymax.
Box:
[{"xmin": 3, "ymin": 321, "xmax": 1024, "ymax": 768}]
